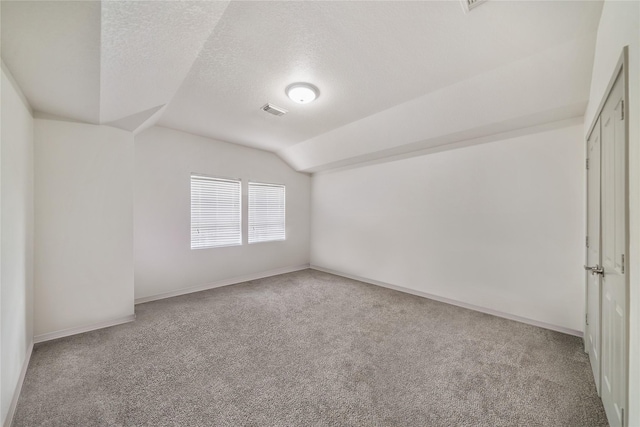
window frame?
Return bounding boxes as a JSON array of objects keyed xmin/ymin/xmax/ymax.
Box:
[
  {"xmin": 190, "ymin": 173, "xmax": 242, "ymax": 250},
  {"xmin": 247, "ymin": 181, "xmax": 286, "ymax": 244}
]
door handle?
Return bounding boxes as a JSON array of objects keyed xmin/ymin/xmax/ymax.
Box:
[{"xmin": 584, "ymin": 264, "xmax": 604, "ymax": 276}]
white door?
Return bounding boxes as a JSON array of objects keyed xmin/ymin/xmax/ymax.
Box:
[
  {"xmin": 585, "ymin": 118, "xmax": 601, "ymax": 394},
  {"xmin": 600, "ymin": 71, "xmax": 627, "ymax": 427}
]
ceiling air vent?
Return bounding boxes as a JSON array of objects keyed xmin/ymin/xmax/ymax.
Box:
[
  {"xmin": 461, "ymin": 0, "xmax": 487, "ymax": 13},
  {"xmin": 261, "ymin": 103, "xmax": 288, "ymax": 117}
]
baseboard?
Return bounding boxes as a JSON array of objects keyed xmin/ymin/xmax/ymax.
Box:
[
  {"xmin": 310, "ymin": 265, "xmax": 583, "ymax": 338},
  {"xmin": 3, "ymin": 341, "xmax": 33, "ymax": 427},
  {"xmin": 135, "ymin": 264, "xmax": 311, "ymax": 305},
  {"xmin": 33, "ymin": 314, "xmax": 136, "ymax": 344}
]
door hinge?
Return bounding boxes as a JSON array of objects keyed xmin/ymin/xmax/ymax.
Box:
[
  {"xmin": 586, "ymin": 236, "xmax": 589, "ymax": 248},
  {"xmin": 621, "ymin": 408, "xmax": 624, "ymax": 426},
  {"xmin": 586, "ymin": 313, "xmax": 589, "ymax": 325},
  {"xmin": 621, "ymin": 254, "xmax": 625, "ymax": 274},
  {"xmin": 586, "ymin": 158, "xmax": 589, "ymax": 170},
  {"xmin": 621, "ymin": 100, "xmax": 625, "ymax": 120}
]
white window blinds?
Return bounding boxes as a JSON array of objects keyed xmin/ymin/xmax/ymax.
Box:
[
  {"xmin": 248, "ymin": 182, "xmax": 286, "ymax": 244},
  {"xmin": 191, "ymin": 175, "xmax": 242, "ymax": 249}
]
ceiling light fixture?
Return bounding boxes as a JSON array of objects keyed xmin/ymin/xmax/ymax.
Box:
[{"xmin": 286, "ymin": 83, "xmax": 319, "ymax": 104}]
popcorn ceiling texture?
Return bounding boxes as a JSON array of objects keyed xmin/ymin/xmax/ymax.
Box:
[
  {"xmin": 13, "ymin": 270, "xmax": 606, "ymax": 426},
  {"xmin": 2, "ymin": 1, "xmax": 603, "ymax": 165},
  {"xmin": 99, "ymin": 1, "xmax": 229, "ymax": 124},
  {"xmin": 158, "ymin": 0, "xmax": 603, "ymax": 155}
]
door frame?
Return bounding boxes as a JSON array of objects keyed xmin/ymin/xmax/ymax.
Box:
[
  {"xmin": 585, "ymin": 118, "xmax": 601, "ymax": 392},
  {"xmin": 585, "ymin": 46, "xmax": 630, "ymax": 425}
]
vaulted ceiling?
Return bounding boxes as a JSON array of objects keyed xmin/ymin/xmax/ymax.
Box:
[{"xmin": 1, "ymin": 1, "xmax": 603, "ymax": 172}]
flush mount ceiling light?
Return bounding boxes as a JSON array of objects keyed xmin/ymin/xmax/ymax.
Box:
[{"xmin": 286, "ymin": 83, "xmax": 319, "ymax": 104}]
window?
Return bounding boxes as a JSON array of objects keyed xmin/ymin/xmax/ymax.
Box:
[
  {"xmin": 190, "ymin": 175, "xmax": 241, "ymax": 249},
  {"xmin": 248, "ymin": 182, "xmax": 285, "ymax": 244}
]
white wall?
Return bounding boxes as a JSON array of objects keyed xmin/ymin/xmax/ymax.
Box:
[
  {"xmin": 311, "ymin": 123, "xmax": 585, "ymax": 333},
  {"xmin": 34, "ymin": 119, "xmax": 134, "ymax": 338},
  {"xmin": 1, "ymin": 64, "xmax": 34, "ymax": 426},
  {"xmin": 585, "ymin": 1, "xmax": 639, "ymax": 424},
  {"xmin": 134, "ymin": 126, "xmax": 310, "ymax": 301}
]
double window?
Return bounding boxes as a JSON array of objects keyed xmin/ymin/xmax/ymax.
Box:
[{"xmin": 190, "ymin": 174, "xmax": 285, "ymax": 249}]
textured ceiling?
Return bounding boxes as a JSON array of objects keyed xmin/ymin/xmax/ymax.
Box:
[
  {"xmin": 159, "ymin": 0, "xmax": 603, "ymax": 152},
  {"xmin": 100, "ymin": 1, "xmax": 229, "ymax": 124},
  {"xmin": 1, "ymin": 0, "xmax": 603, "ymax": 170}
]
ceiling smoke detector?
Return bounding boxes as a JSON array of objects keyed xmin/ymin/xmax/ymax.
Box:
[
  {"xmin": 461, "ymin": 0, "xmax": 487, "ymax": 13},
  {"xmin": 261, "ymin": 103, "xmax": 288, "ymax": 117}
]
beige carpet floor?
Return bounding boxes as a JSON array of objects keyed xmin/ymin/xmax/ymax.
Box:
[{"xmin": 13, "ymin": 269, "xmax": 607, "ymax": 426}]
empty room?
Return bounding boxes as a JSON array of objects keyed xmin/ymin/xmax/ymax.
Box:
[{"xmin": 1, "ymin": 0, "xmax": 638, "ymax": 426}]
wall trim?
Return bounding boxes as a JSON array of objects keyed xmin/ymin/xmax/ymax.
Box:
[
  {"xmin": 33, "ymin": 314, "xmax": 136, "ymax": 344},
  {"xmin": 3, "ymin": 342, "xmax": 33, "ymax": 427},
  {"xmin": 310, "ymin": 265, "xmax": 583, "ymax": 338},
  {"xmin": 135, "ymin": 264, "xmax": 311, "ymax": 305}
]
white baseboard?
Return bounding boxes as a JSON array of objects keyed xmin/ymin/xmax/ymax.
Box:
[
  {"xmin": 310, "ymin": 265, "xmax": 583, "ymax": 338},
  {"xmin": 33, "ymin": 314, "xmax": 136, "ymax": 344},
  {"xmin": 135, "ymin": 264, "xmax": 311, "ymax": 305},
  {"xmin": 3, "ymin": 341, "xmax": 33, "ymax": 427}
]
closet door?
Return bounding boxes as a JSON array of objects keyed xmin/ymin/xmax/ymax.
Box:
[{"xmin": 599, "ymin": 70, "xmax": 627, "ymax": 427}]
